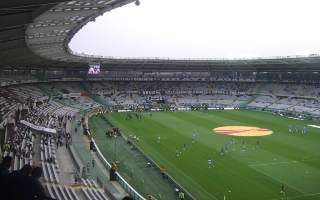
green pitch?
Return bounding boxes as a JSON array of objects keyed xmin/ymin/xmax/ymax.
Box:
[{"xmin": 93, "ymin": 110, "xmax": 320, "ymax": 200}]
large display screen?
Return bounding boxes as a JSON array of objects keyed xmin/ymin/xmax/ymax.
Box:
[{"xmin": 88, "ymin": 63, "xmax": 100, "ymax": 74}]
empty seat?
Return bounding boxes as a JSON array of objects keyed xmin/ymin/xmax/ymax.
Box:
[
  {"xmin": 51, "ymin": 164, "xmax": 60, "ymax": 183},
  {"xmin": 46, "ymin": 184, "xmax": 55, "ymax": 199},
  {"xmin": 64, "ymin": 186, "xmax": 74, "ymax": 200},
  {"xmin": 92, "ymin": 189, "xmax": 104, "ymax": 200},
  {"xmin": 97, "ymin": 190, "xmax": 110, "ymax": 200},
  {"xmin": 87, "ymin": 188, "xmax": 100, "ymax": 200},
  {"xmin": 69, "ymin": 187, "xmax": 81, "ymax": 200},
  {"xmin": 81, "ymin": 187, "xmax": 91, "ymax": 200},
  {"xmin": 81, "ymin": 178, "xmax": 88, "ymax": 187},
  {"xmin": 14, "ymin": 156, "xmax": 19, "ymax": 170},
  {"xmin": 41, "ymin": 162, "xmax": 49, "ymax": 182},
  {"xmin": 40, "ymin": 148, "xmax": 44, "ymax": 161},
  {"xmin": 91, "ymin": 180, "xmax": 99, "ymax": 188},
  {"xmin": 19, "ymin": 157, "xmax": 23, "ymax": 169},
  {"xmin": 58, "ymin": 185, "xmax": 69, "ymax": 200},
  {"xmin": 45, "ymin": 163, "xmax": 54, "ymax": 183},
  {"xmin": 52, "ymin": 184, "xmax": 62, "ymax": 200}
]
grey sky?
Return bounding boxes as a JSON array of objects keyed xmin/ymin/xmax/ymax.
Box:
[{"xmin": 69, "ymin": 0, "xmax": 320, "ymax": 59}]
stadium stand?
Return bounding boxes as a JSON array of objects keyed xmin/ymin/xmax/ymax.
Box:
[{"xmin": 0, "ymin": 85, "xmax": 124, "ymax": 199}]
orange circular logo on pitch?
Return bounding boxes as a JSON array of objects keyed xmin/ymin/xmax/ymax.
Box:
[{"xmin": 213, "ymin": 126, "xmax": 273, "ymax": 137}]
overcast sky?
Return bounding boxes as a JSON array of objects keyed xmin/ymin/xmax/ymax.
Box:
[{"xmin": 69, "ymin": 0, "xmax": 320, "ymax": 59}]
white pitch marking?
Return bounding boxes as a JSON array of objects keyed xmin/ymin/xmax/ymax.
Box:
[
  {"xmin": 249, "ymin": 157, "xmax": 320, "ymax": 167},
  {"xmin": 248, "ymin": 160, "xmax": 298, "ymax": 167},
  {"xmin": 270, "ymin": 192, "xmax": 320, "ymax": 200},
  {"xmin": 308, "ymin": 124, "xmax": 320, "ymax": 129}
]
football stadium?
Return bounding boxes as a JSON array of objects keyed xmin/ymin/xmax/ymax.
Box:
[{"xmin": 0, "ymin": 0, "xmax": 320, "ymax": 200}]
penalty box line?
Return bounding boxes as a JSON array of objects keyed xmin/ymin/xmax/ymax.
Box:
[
  {"xmin": 248, "ymin": 161, "xmax": 299, "ymax": 167},
  {"xmin": 270, "ymin": 192, "xmax": 320, "ymax": 200},
  {"xmin": 248, "ymin": 157, "xmax": 320, "ymax": 167}
]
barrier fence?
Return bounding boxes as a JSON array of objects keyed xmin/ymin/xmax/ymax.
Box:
[
  {"xmin": 85, "ymin": 110, "xmax": 146, "ymax": 200},
  {"xmin": 91, "ymin": 135, "xmax": 146, "ymax": 200}
]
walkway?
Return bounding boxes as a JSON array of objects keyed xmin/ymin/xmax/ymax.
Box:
[{"xmin": 70, "ymin": 113, "xmax": 128, "ymax": 199}]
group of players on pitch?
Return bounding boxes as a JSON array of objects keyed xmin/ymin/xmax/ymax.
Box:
[
  {"xmin": 156, "ymin": 130, "xmax": 262, "ymax": 169},
  {"xmin": 156, "ymin": 130, "xmax": 233, "ymax": 168},
  {"xmin": 156, "ymin": 130, "xmax": 288, "ymax": 199},
  {"xmin": 288, "ymin": 125, "xmax": 308, "ymax": 134}
]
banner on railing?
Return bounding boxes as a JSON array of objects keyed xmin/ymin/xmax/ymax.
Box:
[{"xmin": 20, "ymin": 120, "xmax": 56, "ymax": 134}]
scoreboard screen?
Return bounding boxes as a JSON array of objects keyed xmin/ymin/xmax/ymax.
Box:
[{"xmin": 88, "ymin": 63, "xmax": 100, "ymax": 74}]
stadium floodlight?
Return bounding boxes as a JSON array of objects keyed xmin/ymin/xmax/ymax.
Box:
[{"xmin": 135, "ymin": 0, "xmax": 140, "ymax": 6}]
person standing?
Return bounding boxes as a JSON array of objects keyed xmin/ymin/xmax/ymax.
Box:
[
  {"xmin": 182, "ymin": 143, "xmax": 187, "ymax": 150},
  {"xmin": 178, "ymin": 191, "xmax": 185, "ymax": 200},
  {"xmin": 280, "ymin": 184, "xmax": 286, "ymax": 197},
  {"xmin": 92, "ymin": 159, "xmax": 95, "ymax": 168},
  {"xmin": 192, "ymin": 131, "xmax": 196, "ymax": 143},
  {"xmin": 208, "ymin": 159, "xmax": 213, "ymax": 168},
  {"xmin": 26, "ymin": 166, "xmax": 53, "ymax": 200},
  {"xmin": 176, "ymin": 148, "xmax": 180, "ymax": 157},
  {"xmin": 0, "ymin": 156, "xmax": 12, "ymax": 177}
]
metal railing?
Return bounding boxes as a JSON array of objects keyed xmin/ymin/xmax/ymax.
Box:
[
  {"xmin": 87, "ymin": 128, "xmax": 146, "ymax": 200},
  {"xmin": 126, "ymin": 137, "xmax": 195, "ymax": 200}
]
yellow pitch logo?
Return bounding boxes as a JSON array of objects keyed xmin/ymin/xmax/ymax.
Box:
[{"xmin": 214, "ymin": 126, "xmax": 273, "ymax": 137}]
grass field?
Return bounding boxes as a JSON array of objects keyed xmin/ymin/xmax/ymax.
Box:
[{"xmin": 92, "ymin": 110, "xmax": 320, "ymax": 200}]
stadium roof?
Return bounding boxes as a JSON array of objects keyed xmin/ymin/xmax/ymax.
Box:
[{"xmin": 1, "ymin": 0, "xmax": 320, "ymax": 72}]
